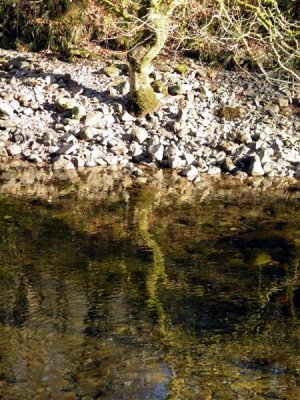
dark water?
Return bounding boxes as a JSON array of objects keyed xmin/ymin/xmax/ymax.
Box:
[{"xmin": 0, "ymin": 172, "xmax": 300, "ymax": 399}]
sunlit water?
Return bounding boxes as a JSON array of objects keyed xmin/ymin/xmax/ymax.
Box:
[{"xmin": 0, "ymin": 171, "xmax": 299, "ymax": 399}]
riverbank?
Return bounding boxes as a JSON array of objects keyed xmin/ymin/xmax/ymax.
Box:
[{"xmin": 0, "ymin": 49, "xmax": 299, "ymax": 181}]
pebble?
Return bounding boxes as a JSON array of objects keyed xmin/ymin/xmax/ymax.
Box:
[
  {"xmin": 132, "ymin": 127, "xmax": 148, "ymax": 144},
  {"xmin": 248, "ymin": 155, "xmax": 265, "ymax": 176},
  {"xmin": 149, "ymin": 144, "xmax": 164, "ymax": 162},
  {"xmin": 0, "ymin": 101, "xmax": 14, "ymax": 117},
  {"xmin": 7, "ymin": 143, "xmax": 21, "ymax": 156},
  {"xmin": 0, "ymin": 49, "xmax": 298, "ymax": 180},
  {"xmin": 85, "ymin": 111, "xmax": 105, "ymax": 129},
  {"xmin": 53, "ymin": 156, "xmax": 75, "ymax": 170}
]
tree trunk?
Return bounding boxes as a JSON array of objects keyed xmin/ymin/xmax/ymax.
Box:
[{"xmin": 127, "ymin": 8, "xmax": 169, "ymax": 115}]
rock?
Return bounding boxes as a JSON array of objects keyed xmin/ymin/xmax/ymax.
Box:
[
  {"xmin": 258, "ymin": 148, "xmax": 273, "ymax": 164},
  {"xmin": 168, "ymin": 85, "xmax": 184, "ymax": 96},
  {"xmin": 221, "ymin": 157, "xmax": 237, "ymax": 173},
  {"xmin": 264, "ymin": 103, "xmax": 279, "ymax": 116},
  {"xmin": 23, "ymin": 108, "xmax": 34, "ymax": 116},
  {"xmin": 11, "ymin": 58, "xmax": 30, "ymax": 69},
  {"xmin": 53, "ymin": 156, "xmax": 75, "ymax": 170},
  {"xmin": 72, "ymin": 156, "xmax": 85, "ymax": 167},
  {"xmin": 121, "ymin": 111, "xmax": 135, "ymax": 122},
  {"xmin": 149, "ymin": 144, "xmax": 164, "ymax": 162},
  {"xmin": 130, "ymin": 167, "xmax": 144, "ymax": 177},
  {"xmin": 6, "ymin": 143, "xmax": 21, "ymax": 156},
  {"xmin": 85, "ymin": 111, "xmax": 105, "ymax": 129},
  {"xmin": 282, "ymin": 149, "xmax": 300, "ymax": 163},
  {"xmin": 132, "ymin": 127, "xmax": 148, "ymax": 144},
  {"xmin": 217, "ymin": 106, "xmax": 242, "ymax": 121},
  {"xmin": 103, "ymin": 114, "xmax": 115, "ymax": 127},
  {"xmin": 151, "ymin": 80, "xmax": 168, "ymax": 95},
  {"xmin": 57, "ymin": 143, "xmax": 78, "ymax": 155},
  {"xmin": 184, "ymin": 153, "xmax": 195, "ymax": 165},
  {"xmin": 166, "ymin": 143, "xmax": 180, "ymax": 158},
  {"xmin": 248, "ymin": 155, "xmax": 265, "ymax": 176},
  {"xmin": 90, "ymin": 146, "xmax": 103, "ymax": 160},
  {"xmin": 130, "ymin": 142, "xmax": 143, "ymax": 157},
  {"xmin": 56, "ymin": 96, "xmax": 76, "ymax": 112},
  {"xmin": 180, "ymin": 165, "xmax": 199, "ymax": 181},
  {"xmin": 85, "ymin": 159, "xmax": 97, "ymax": 167},
  {"xmin": 80, "ymin": 126, "xmax": 99, "ymax": 141},
  {"xmin": 168, "ymin": 156, "xmax": 185, "ymax": 169},
  {"xmin": 0, "ymin": 119, "xmax": 18, "ymax": 128},
  {"xmin": 27, "ymin": 153, "xmax": 43, "ymax": 163},
  {"xmin": 103, "ymin": 65, "xmax": 120, "ymax": 77},
  {"xmin": 174, "ymin": 63, "xmax": 189, "ymax": 75},
  {"xmin": 0, "ymin": 146, "xmax": 8, "ymax": 156},
  {"xmin": 207, "ymin": 166, "xmax": 222, "ymax": 175},
  {"xmin": 0, "ymin": 102, "xmax": 14, "ymax": 117},
  {"xmin": 71, "ymin": 105, "xmax": 86, "ymax": 120},
  {"xmin": 278, "ymin": 97, "xmax": 289, "ymax": 108}
]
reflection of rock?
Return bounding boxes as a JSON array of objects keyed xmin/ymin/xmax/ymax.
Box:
[
  {"xmin": 249, "ymin": 251, "xmax": 272, "ymax": 267},
  {"xmin": 222, "ymin": 230, "xmax": 296, "ymax": 265}
]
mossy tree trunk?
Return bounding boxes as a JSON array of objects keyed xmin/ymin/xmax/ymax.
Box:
[{"xmin": 127, "ymin": 0, "xmax": 185, "ymax": 115}]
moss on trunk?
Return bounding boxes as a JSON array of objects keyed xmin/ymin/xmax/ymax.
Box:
[{"xmin": 127, "ymin": 1, "xmax": 185, "ymax": 115}]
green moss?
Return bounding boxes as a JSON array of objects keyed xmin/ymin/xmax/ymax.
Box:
[
  {"xmin": 249, "ymin": 251, "xmax": 273, "ymax": 267},
  {"xmin": 151, "ymin": 80, "xmax": 168, "ymax": 95},
  {"xmin": 129, "ymin": 85, "xmax": 158, "ymax": 116},
  {"xmin": 68, "ymin": 48, "xmax": 99, "ymax": 60},
  {"xmin": 103, "ymin": 65, "xmax": 120, "ymax": 78},
  {"xmin": 174, "ymin": 63, "xmax": 189, "ymax": 75},
  {"xmin": 168, "ymin": 84, "xmax": 184, "ymax": 96}
]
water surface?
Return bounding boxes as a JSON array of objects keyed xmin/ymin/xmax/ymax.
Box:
[{"xmin": 0, "ymin": 170, "xmax": 299, "ymax": 399}]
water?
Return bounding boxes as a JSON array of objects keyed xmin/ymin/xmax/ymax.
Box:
[{"xmin": 0, "ymin": 169, "xmax": 299, "ymax": 399}]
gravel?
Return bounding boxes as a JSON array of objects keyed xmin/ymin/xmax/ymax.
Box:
[{"xmin": 0, "ymin": 49, "xmax": 299, "ymax": 181}]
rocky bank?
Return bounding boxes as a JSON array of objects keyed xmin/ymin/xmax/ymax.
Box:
[{"xmin": 0, "ymin": 49, "xmax": 299, "ymax": 181}]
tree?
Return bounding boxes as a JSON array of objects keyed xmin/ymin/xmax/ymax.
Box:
[{"xmin": 101, "ymin": 0, "xmax": 185, "ymax": 115}]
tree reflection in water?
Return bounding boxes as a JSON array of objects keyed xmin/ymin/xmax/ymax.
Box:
[{"xmin": 0, "ymin": 176, "xmax": 299, "ymax": 399}]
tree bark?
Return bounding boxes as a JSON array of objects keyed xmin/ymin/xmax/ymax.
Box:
[{"xmin": 127, "ymin": 0, "xmax": 184, "ymax": 115}]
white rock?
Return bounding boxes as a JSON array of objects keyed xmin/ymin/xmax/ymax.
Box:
[
  {"xmin": 207, "ymin": 166, "xmax": 222, "ymax": 175},
  {"xmin": 248, "ymin": 155, "xmax": 265, "ymax": 176},
  {"xmin": 282, "ymin": 149, "xmax": 300, "ymax": 163},
  {"xmin": 85, "ymin": 111, "xmax": 105, "ymax": 129},
  {"xmin": 181, "ymin": 165, "xmax": 199, "ymax": 181},
  {"xmin": 184, "ymin": 153, "xmax": 195, "ymax": 165},
  {"xmin": 258, "ymin": 148, "xmax": 274, "ymax": 164},
  {"xmin": 91, "ymin": 146, "xmax": 103, "ymax": 160},
  {"xmin": 53, "ymin": 156, "xmax": 75, "ymax": 170},
  {"xmin": 130, "ymin": 142, "xmax": 143, "ymax": 157},
  {"xmin": 278, "ymin": 97, "xmax": 289, "ymax": 108},
  {"xmin": 7, "ymin": 143, "xmax": 21, "ymax": 156},
  {"xmin": 131, "ymin": 167, "xmax": 144, "ymax": 177},
  {"xmin": 56, "ymin": 96, "xmax": 76, "ymax": 112},
  {"xmin": 72, "ymin": 157, "xmax": 85, "ymax": 167},
  {"xmin": 166, "ymin": 143, "xmax": 180, "ymax": 158},
  {"xmin": 168, "ymin": 156, "xmax": 185, "ymax": 169},
  {"xmin": 148, "ymin": 144, "xmax": 164, "ymax": 162},
  {"xmin": 23, "ymin": 108, "xmax": 34, "ymax": 116},
  {"xmin": 103, "ymin": 114, "xmax": 115, "ymax": 127},
  {"xmin": 132, "ymin": 127, "xmax": 148, "ymax": 144},
  {"xmin": 80, "ymin": 127, "xmax": 99, "ymax": 141},
  {"xmin": 121, "ymin": 111, "xmax": 135, "ymax": 122},
  {"xmin": 0, "ymin": 102, "xmax": 14, "ymax": 117}
]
